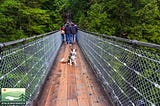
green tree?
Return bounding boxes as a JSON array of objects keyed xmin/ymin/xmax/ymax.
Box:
[
  {"xmin": 0, "ymin": 0, "xmax": 26, "ymax": 42},
  {"xmin": 87, "ymin": 3, "xmax": 115, "ymax": 35},
  {"xmin": 128, "ymin": 0, "xmax": 160, "ymax": 44},
  {"xmin": 0, "ymin": 0, "xmax": 66, "ymax": 42}
]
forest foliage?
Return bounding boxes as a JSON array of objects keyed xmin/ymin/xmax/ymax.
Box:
[
  {"xmin": 70, "ymin": 0, "xmax": 160, "ymax": 44},
  {"xmin": 0, "ymin": 0, "xmax": 65, "ymax": 42},
  {"xmin": 0, "ymin": 0, "xmax": 160, "ymax": 44}
]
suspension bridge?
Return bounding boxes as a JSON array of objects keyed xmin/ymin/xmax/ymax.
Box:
[{"xmin": 0, "ymin": 30, "xmax": 160, "ymax": 106}]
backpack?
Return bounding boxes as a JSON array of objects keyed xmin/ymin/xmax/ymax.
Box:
[{"xmin": 71, "ymin": 26, "xmax": 77, "ymax": 34}]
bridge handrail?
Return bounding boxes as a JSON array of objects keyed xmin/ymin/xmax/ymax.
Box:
[
  {"xmin": 0, "ymin": 30, "xmax": 58, "ymax": 48},
  {"xmin": 80, "ymin": 29, "xmax": 160, "ymax": 50}
]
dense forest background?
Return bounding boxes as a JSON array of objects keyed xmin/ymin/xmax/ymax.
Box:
[{"xmin": 0, "ymin": 0, "xmax": 160, "ymax": 44}]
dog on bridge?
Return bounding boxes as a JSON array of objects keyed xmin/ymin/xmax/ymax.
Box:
[
  {"xmin": 60, "ymin": 46, "xmax": 77, "ymax": 65},
  {"xmin": 68, "ymin": 48, "xmax": 77, "ymax": 65}
]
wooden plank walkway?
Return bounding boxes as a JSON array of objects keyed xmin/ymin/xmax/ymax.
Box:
[{"xmin": 37, "ymin": 43, "xmax": 111, "ymax": 106}]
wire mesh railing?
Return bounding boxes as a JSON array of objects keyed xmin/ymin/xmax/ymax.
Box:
[
  {"xmin": 78, "ymin": 30, "xmax": 160, "ymax": 106},
  {"xmin": 0, "ymin": 31, "xmax": 62, "ymax": 105}
]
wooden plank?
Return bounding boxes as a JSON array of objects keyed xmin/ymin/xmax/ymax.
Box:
[
  {"xmin": 77, "ymin": 46, "xmax": 96, "ymax": 106},
  {"xmin": 76, "ymin": 44, "xmax": 109, "ymax": 106},
  {"xmin": 68, "ymin": 99, "xmax": 78, "ymax": 106},
  {"xmin": 56, "ymin": 45, "xmax": 68, "ymax": 106},
  {"xmin": 56, "ymin": 64, "xmax": 67, "ymax": 106},
  {"xmin": 67, "ymin": 65, "xmax": 77, "ymax": 99},
  {"xmin": 75, "ymin": 46, "xmax": 91, "ymax": 106}
]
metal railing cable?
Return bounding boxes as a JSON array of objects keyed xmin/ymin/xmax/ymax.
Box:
[
  {"xmin": 78, "ymin": 30, "xmax": 160, "ymax": 106},
  {"xmin": 0, "ymin": 31, "xmax": 62, "ymax": 104}
]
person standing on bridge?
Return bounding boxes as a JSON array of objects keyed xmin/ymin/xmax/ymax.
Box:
[
  {"xmin": 74, "ymin": 24, "xmax": 78, "ymax": 42},
  {"xmin": 60, "ymin": 25, "xmax": 65, "ymax": 42},
  {"xmin": 64, "ymin": 23, "xmax": 71, "ymax": 44},
  {"xmin": 71, "ymin": 23, "xmax": 77, "ymax": 43}
]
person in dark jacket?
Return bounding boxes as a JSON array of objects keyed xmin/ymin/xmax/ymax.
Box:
[
  {"xmin": 70, "ymin": 23, "xmax": 77, "ymax": 43},
  {"xmin": 64, "ymin": 23, "xmax": 71, "ymax": 44},
  {"xmin": 74, "ymin": 24, "xmax": 78, "ymax": 42}
]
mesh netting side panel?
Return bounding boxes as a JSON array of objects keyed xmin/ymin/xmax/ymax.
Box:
[
  {"xmin": 78, "ymin": 31, "xmax": 160, "ymax": 106},
  {"xmin": 0, "ymin": 32, "xmax": 62, "ymax": 101}
]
